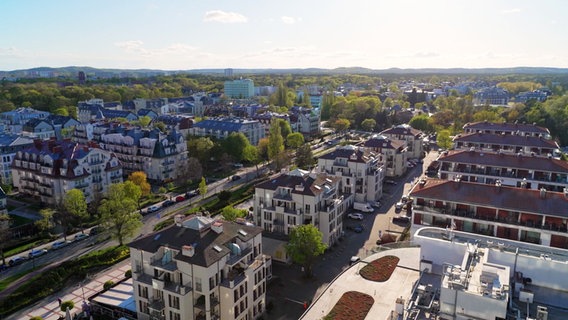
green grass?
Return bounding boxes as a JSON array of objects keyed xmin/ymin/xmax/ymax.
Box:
[
  {"xmin": 4, "ymin": 239, "xmax": 50, "ymax": 257},
  {"xmin": 0, "ymin": 271, "xmax": 28, "ymax": 291}
]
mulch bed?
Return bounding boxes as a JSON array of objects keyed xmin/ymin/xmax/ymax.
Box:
[
  {"xmin": 359, "ymin": 255, "xmax": 400, "ymax": 282},
  {"xmin": 324, "ymin": 291, "xmax": 374, "ymax": 320}
]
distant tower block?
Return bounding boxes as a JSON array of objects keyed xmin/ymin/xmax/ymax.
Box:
[
  {"xmin": 78, "ymin": 71, "xmax": 86, "ymax": 84},
  {"xmin": 224, "ymin": 68, "xmax": 233, "ymax": 77}
]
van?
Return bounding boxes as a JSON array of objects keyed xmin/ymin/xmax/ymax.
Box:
[{"xmin": 353, "ymin": 202, "xmax": 374, "ymax": 213}]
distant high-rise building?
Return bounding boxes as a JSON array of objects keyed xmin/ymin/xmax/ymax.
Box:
[
  {"xmin": 224, "ymin": 68, "xmax": 233, "ymax": 77},
  {"xmin": 78, "ymin": 71, "xmax": 86, "ymax": 84},
  {"xmin": 224, "ymin": 79, "xmax": 254, "ymax": 99}
]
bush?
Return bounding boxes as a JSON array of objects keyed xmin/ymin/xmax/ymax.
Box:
[
  {"xmin": 103, "ymin": 280, "xmax": 114, "ymax": 290},
  {"xmin": 60, "ymin": 300, "xmax": 74, "ymax": 312},
  {"xmin": 29, "ymin": 317, "xmax": 43, "ymax": 320},
  {"xmin": 125, "ymin": 269, "xmax": 132, "ymax": 278}
]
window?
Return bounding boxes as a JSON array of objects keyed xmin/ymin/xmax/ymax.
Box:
[
  {"xmin": 139, "ymin": 300, "xmax": 149, "ymax": 314},
  {"xmin": 305, "ymin": 204, "xmax": 311, "ymax": 214},
  {"xmin": 138, "ymin": 285, "xmax": 148, "ymax": 299},
  {"xmin": 168, "ymin": 295, "xmax": 179, "ymax": 309},
  {"xmin": 169, "ymin": 311, "xmax": 181, "ymax": 320},
  {"xmin": 195, "ymin": 277, "xmax": 202, "ymax": 292}
]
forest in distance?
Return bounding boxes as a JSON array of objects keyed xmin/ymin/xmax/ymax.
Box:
[{"xmin": 1, "ymin": 71, "xmax": 568, "ymax": 146}]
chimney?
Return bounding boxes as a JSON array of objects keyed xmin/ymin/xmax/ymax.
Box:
[
  {"xmin": 174, "ymin": 214, "xmax": 184, "ymax": 226},
  {"xmin": 182, "ymin": 245, "xmax": 195, "ymax": 257},
  {"xmin": 211, "ymin": 220, "xmax": 224, "ymax": 234},
  {"xmin": 540, "ymin": 188, "xmax": 547, "ymax": 199}
]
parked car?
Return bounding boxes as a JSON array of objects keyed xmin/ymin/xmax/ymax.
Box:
[
  {"xmin": 233, "ymin": 163, "xmax": 244, "ymax": 168},
  {"xmin": 162, "ymin": 199, "xmax": 175, "ymax": 207},
  {"xmin": 385, "ymin": 179, "xmax": 397, "ymax": 185},
  {"xmin": 353, "ymin": 225, "xmax": 364, "ymax": 233},
  {"xmin": 393, "ymin": 216, "xmax": 411, "ymax": 224},
  {"xmin": 186, "ymin": 190, "xmax": 198, "ymax": 198},
  {"xmin": 0, "ymin": 263, "xmax": 7, "ymax": 271},
  {"xmin": 349, "ymin": 256, "xmax": 361, "ymax": 265},
  {"xmin": 347, "ymin": 213, "xmax": 364, "ymax": 220},
  {"xmin": 175, "ymin": 195, "xmax": 185, "ymax": 202},
  {"xmin": 89, "ymin": 226, "xmax": 102, "ymax": 236},
  {"xmin": 147, "ymin": 205, "xmax": 161, "ymax": 213},
  {"xmin": 51, "ymin": 240, "xmax": 70, "ymax": 250},
  {"xmin": 231, "ymin": 175, "xmax": 242, "ymax": 181},
  {"xmin": 370, "ymin": 201, "xmax": 382, "ymax": 208},
  {"xmin": 9, "ymin": 256, "xmax": 27, "ymax": 266},
  {"xmin": 74, "ymin": 233, "xmax": 89, "ymax": 242},
  {"xmin": 28, "ymin": 249, "xmax": 48, "ymax": 258}
]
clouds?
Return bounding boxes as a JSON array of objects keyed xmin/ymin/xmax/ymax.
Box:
[
  {"xmin": 203, "ymin": 10, "xmax": 248, "ymax": 23},
  {"xmin": 281, "ymin": 16, "xmax": 300, "ymax": 24},
  {"xmin": 502, "ymin": 8, "xmax": 521, "ymax": 14}
]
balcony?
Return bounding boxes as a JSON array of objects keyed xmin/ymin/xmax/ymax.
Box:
[
  {"xmin": 221, "ymin": 267, "xmax": 246, "ymax": 289},
  {"xmin": 227, "ymin": 246, "xmax": 252, "ymax": 266},
  {"xmin": 148, "ymin": 299, "xmax": 165, "ymax": 312},
  {"xmin": 164, "ymin": 281, "xmax": 192, "ymax": 295},
  {"xmin": 150, "ymin": 257, "xmax": 178, "ymax": 272}
]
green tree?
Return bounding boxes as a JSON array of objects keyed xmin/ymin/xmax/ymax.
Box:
[
  {"xmin": 257, "ymin": 138, "xmax": 270, "ymax": 162},
  {"xmin": 138, "ymin": 115, "xmax": 152, "ymax": 127},
  {"xmin": 223, "ymin": 132, "xmax": 251, "ymax": 162},
  {"xmin": 98, "ymin": 183, "xmax": 142, "ymax": 245},
  {"xmin": 267, "ymin": 121, "xmax": 285, "ymax": 170},
  {"xmin": 35, "ymin": 208, "xmax": 55, "ymax": 236},
  {"xmin": 221, "ymin": 206, "xmax": 247, "ymax": 222},
  {"xmin": 187, "ymin": 137, "xmax": 215, "ymax": 168},
  {"xmin": 286, "ymin": 132, "xmax": 304, "ymax": 149},
  {"xmin": 128, "ymin": 171, "xmax": 151, "ymax": 197},
  {"xmin": 61, "ymin": 189, "xmax": 88, "ymax": 236},
  {"xmin": 198, "ymin": 177, "xmax": 207, "ymax": 199},
  {"xmin": 60, "ymin": 300, "xmax": 74, "ymax": 312},
  {"xmin": 0, "ymin": 214, "xmax": 11, "ymax": 266},
  {"xmin": 285, "ymin": 224, "xmax": 327, "ymax": 278},
  {"xmin": 437, "ymin": 130, "xmax": 453, "ymax": 150},
  {"xmin": 409, "ymin": 114, "xmax": 434, "ymax": 133},
  {"xmin": 275, "ymin": 118, "xmax": 292, "ymax": 139},
  {"xmin": 333, "ymin": 118, "xmax": 351, "ymax": 132},
  {"xmin": 123, "ymin": 180, "xmax": 142, "ymax": 211},
  {"xmin": 361, "ymin": 118, "xmax": 376, "ymax": 132},
  {"xmin": 295, "ymin": 144, "xmax": 315, "ymax": 169}
]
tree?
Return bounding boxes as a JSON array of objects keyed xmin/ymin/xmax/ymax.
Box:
[
  {"xmin": 361, "ymin": 118, "xmax": 376, "ymax": 132},
  {"xmin": 98, "ymin": 183, "xmax": 142, "ymax": 246},
  {"xmin": 221, "ymin": 206, "xmax": 247, "ymax": 222},
  {"xmin": 184, "ymin": 157, "xmax": 203, "ymax": 183},
  {"xmin": 198, "ymin": 177, "xmax": 207, "ymax": 199},
  {"xmin": 223, "ymin": 132, "xmax": 251, "ymax": 162},
  {"xmin": 128, "ymin": 171, "xmax": 151, "ymax": 197},
  {"xmin": 187, "ymin": 137, "xmax": 215, "ymax": 168},
  {"xmin": 408, "ymin": 114, "xmax": 434, "ymax": 133},
  {"xmin": 267, "ymin": 121, "xmax": 285, "ymax": 170},
  {"xmin": 257, "ymin": 138, "xmax": 270, "ymax": 162},
  {"xmin": 275, "ymin": 118, "xmax": 292, "ymax": 139},
  {"xmin": 35, "ymin": 208, "xmax": 55, "ymax": 236},
  {"xmin": 123, "ymin": 180, "xmax": 142, "ymax": 211},
  {"xmin": 286, "ymin": 132, "xmax": 304, "ymax": 149},
  {"xmin": 61, "ymin": 189, "xmax": 88, "ymax": 236},
  {"xmin": 0, "ymin": 213, "xmax": 10, "ymax": 266},
  {"xmin": 333, "ymin": 118, "xmax": 350, "ymax": 132},
  {"xmin": 295, "ymin": 144, "xmax": 315, "ymax": 169},
  {"xmin": 285, "ymin": 224, "xmax": 327, "ymax": 278},
  {"xmin": 60, "ymin": 300, "xmax": 74, "ymax": 312},
  {"xmin": 436, "ymin": 130, "xmax": 453, "ymax": 150},
  {"xmin": 138, "ymin": 115, "xmax": 152, "ymax": 127}
]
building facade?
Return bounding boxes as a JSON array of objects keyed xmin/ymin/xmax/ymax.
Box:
[
  {"xmin": 189, "ymin": 117, "xmax": 265, "ymax": 146},
  {"xmin": 11, "ymin": 139, "xmax": 123, "ymax": 205},
  {"xmin": 0, "ymin": 134, "xmax": 34, "ymax": 185},
  {"xmin": 473, "ymin": 87, "xmax": 509, "ymax": 106},
  {"xmin": 363, "ymin": 134, "xmax": 408, "ymax": 177},
  {"xmin": 409, "ymin": 178, "xmax": 568, "ymax": 249},
  {"xmin": 462, "ymin": 121, "xmax": 550, "ymax": 138},
  {"xmin": 129, "ymin": 215, "xmax": 271, "ymax": 320},
  {"xmin": 253, "ymin": 169, "xmax": 352, "ymax": 262},
  {"xmin": 452, "ymin": 132, "xmax": 559, "ymax": 157},
  {"xmin": 224, "ymin": 79, "xmax": 254, "ymax": 99},
  {"xmin": 317, "ymin": 145, "xmax": 384, "ymax": 204},
  {"xmin": 380, "ymin": 124, "xmax": 425, "ymax": 159}
]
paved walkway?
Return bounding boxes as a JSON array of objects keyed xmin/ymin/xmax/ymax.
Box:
[
  {"xmin": 7, "ymin": 260, "xmax": 131, "ymax": 320},
  {"xmin": 300, "ymin": 247, "xmax": 422, "ymax": 320}
]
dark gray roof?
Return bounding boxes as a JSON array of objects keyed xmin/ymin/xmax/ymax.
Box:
[
  {"xmin": 439, "ymin": 150, "xmax": 568, "ymax": 172},
  {"xmin": 463, "ymin": 121, "xmax": 549, "ymax": 134},
  {"xmin": 453, "ymin": 132, "xmax": 559, "ymax": 149}
]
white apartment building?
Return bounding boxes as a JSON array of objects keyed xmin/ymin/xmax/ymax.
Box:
[
  {"xmin": 380, "ymin": 124, "xmax": 425, "ymax": 159},
  {"xmin": 129, "ymin": 215, "xmax": 271, "ymax": 320},
  {"xmin": 11, "ymin": 138, "xmax": 122, "ymax": 205},
  {"xmin": 253, "ymin": 169, "xmax": 352, "ymax": 262},
  {"xmin": 317, "ymin": 145, "xmax": 384, "ymax": 204},
  {"xmin": 188, "ymin": 117, "xmax": 265, "ymax": 146},
  {"xmin": 364, "ymin": 134, "xmax": 408, "ymax": 177}
]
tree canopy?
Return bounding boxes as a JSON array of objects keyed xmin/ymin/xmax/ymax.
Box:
[
  {"xmin": 98, "ymin": 182, "xmax": 143, "ymax": 245},
  {"xmin": 285, "ymin": 224, "xmax": 327, "ymax": 278}
]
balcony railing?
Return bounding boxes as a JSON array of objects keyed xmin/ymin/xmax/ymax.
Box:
[{"xmin": 227, "ymin": 246, "xmax": 252, "ymax": 266}]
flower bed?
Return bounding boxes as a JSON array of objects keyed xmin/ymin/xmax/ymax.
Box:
[
  {"xmin": 324, "ymin": 291, "xmax": 374, "ymax": 320},
  {"xmin": 360, "ymin": 255, "xmax": 400, "ymax": 282}
]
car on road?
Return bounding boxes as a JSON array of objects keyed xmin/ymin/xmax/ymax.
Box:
[
  {"xmin": 349, "ymin": 256, "xmax": 361, "ymax": 265},
  {"xmin": 347, "ymin": 213, "xmax": 364, "ymax": 220},
  {"xmin": 175, "ymin": 195, "xmax": 185, "ymax": 202},
  {"xmin": 395, "ymin": 202, "xmax": 404, "ymax": 213},
  {"xmin": 393, "ymin": 216, "xmax": 411, "ymax": 224},
  {"xmin": 231, "ymin": 175, "xmax": 242, "ymax": 181},
  {"xmin": 0, "ymin": 263, "xmax": 7, "ymax": 271},
  {"xmin": 74, "ymin": 233, "xmax": 89, "ymax": 242},
  {"xmin": 370, "ymin": 201, "xmax": 382, "ymax": 208},
  {"xmin": 51, "ymin": 240, "xmax": 70, "ymax": 250},
  {"xmin": 89, "ymin": 226, "xmax": 102, "ymax": 236},
  {"xmin": 28, "ymin": 249, "xmax": 48, "ymax": 258},
  {"xmin": 385, "ymin": 179, "xmax": 397, "ymax": 185},
  {"xmin": 162, "ymin": 199, "xmax": 175, "ymax": 207},
  {"xmin": 233, "ymin": 163, "xmax": 244, "ymax": 168},
  {"xmin": 353, "ymin": 225, "xmax": 364, "ymax": 233},
  {"xmin": 147, "ymin": 205, "xmax": 161, "ymax": 213},
  {"xmin": 9, "ymin": 256, "xmax": 27, "ymax": 266},
  {"xmin": 186, "ymin": 190, "xmax": 198, "ymax": 198}
]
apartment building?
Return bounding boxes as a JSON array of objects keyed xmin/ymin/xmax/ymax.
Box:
[
  {"xmin": 463, "ymin": 121, "xmax": 550, "ymax": 138},
  {"xmin": 224, "ymin": 79, "xmax": 254, "ymax": 99},
  {"xmin": 317, "ymin": 145, "xmax": 384, "ymax": 204},
  {"xmin": 437, "ymin": 149, "xmax": 568, "ymax": 192},
  {"xmin": 472, "ymin": 87, "xmax": 509, "ymax": 106},
  {"xmin": 409, "ymin": 178, "xmax": 568, "ymax": 249},
  {"xmin": 129, "ymin": 215, "xmax": 271, "ymax": 320},
  {"xmin": 380, "ymin": 124, "xmax": 425, "ymax": 159},
  {"xmin": 0, "ymin": 133, "xmax": 34, "ymax": 185},
  {"xmin": 11, "ymin": 138, "xmax": 123, "ymax": 205},
  {"xmin": 0, "ymin": 107, "xmax": 50, "ymax": 134},
  {"xmin": 253, "ymin": 169, "xmax": 352, "ymax": 262},
  {"xmin": 363, "ymin": 134, "xmax": 408, "ymax": 177},
  {"xmin": 189, "ymin": 117, "xmax": 265, "ymax": 146},
  {"xmin": 452, "ymin": 132, "xmax": 559, "ymax": 157},
  {"xmin": 288, "ymin": 106, "xmax": 321, "ymax": 140},
  {"xmin": 98, "ymin": 127, "xmax": 188, "ymax": 184}
]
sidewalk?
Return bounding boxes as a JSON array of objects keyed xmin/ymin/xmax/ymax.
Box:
[{"xmin": 7, "ymin": 260, "xmax": 131, "ymax": 320}]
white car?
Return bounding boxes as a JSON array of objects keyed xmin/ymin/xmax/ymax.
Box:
[
  {"xmin": 51, "ymin": 240, "xmax": 70, "ymax": 250},
  {"xmin": 29, "ymin": 249, "xmax": 48, "ymax": 258},
  {"xmin": 347, "ymin": 213, "xmax": 364, "ymax": 220},
  {"xmin": 147, "ymin": 205, "xmax": 161, "ymax": 213},
  {"xmin": 350, "ymin": 256, "xmax": 361, "ymax": 265},
  {"xmin": 371, "ymin": 201, "xmax": 382, "ymax": 208},
  {"xmin": 74, "ymin": 233, "xmax": 89, "ymax": 242},
  {"xmin": 395, "ymin": 202, "xmax": 404, "ymax": 212}
]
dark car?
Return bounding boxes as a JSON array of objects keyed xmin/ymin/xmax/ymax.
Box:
[
  {"xmin": 8, "ymin": 256, "xmax": 27, "ymax": 266},
  {"xmin": 231, "ymin": 175, "xmax": 242, "ymax": 181},
  {"xmin": 385, "ymin": 179, "xmax": 397, "ymax": 185},
  {"xmin": 393, "ymin": 216, "xmax": 411, "ymax": 224},
  {"xmin": 353, "ymin": 225, "xmax": 364, "ymax": 233},
  {"xmin": 162, "ymin": 199, "xmax": 175, "ymax": 207},
  {"xmin": 186, "ymin": 190, "xmax": 198, "ymax": 198},
  {"xmin": 89, "ymin": 226, "xmax": 102, "ymax": 236}
]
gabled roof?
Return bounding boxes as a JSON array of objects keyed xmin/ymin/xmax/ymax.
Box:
[
  {"xmin": 318, "ymin": 145, "xmax": 376, "ymax": 163},
  {"xmin": 380, "ymin": 124, "xmax": 423, "ymax": 137},
  {"xmin": 453, "ymin": 132, "xmax": 559, "ymax": 149},
  {"xmin": 463, "ymin": 121, "xmax": 549, "ymax": 135},
  {"xmin": 128, "ymin": 216, "xmax": 262, "ymax": 268},
  {"xmin": 256, "ymin": 171, "xmax": 340, "ymax": 196},
  {"xmin": 364, "ymin": 135, "xmax": 405, "ymax": 151},
  {"xmin": 410, "ymin": 179, "xmax": 568, "ymax": 218},
  {"xmin": 438, "ymin": 149, "xmax": 568, "ymax": 172}
]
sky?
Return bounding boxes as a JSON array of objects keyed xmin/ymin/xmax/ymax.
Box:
[{"xmin": 1, "ymin": 0, "xmax": 568, "ymax": 71}]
